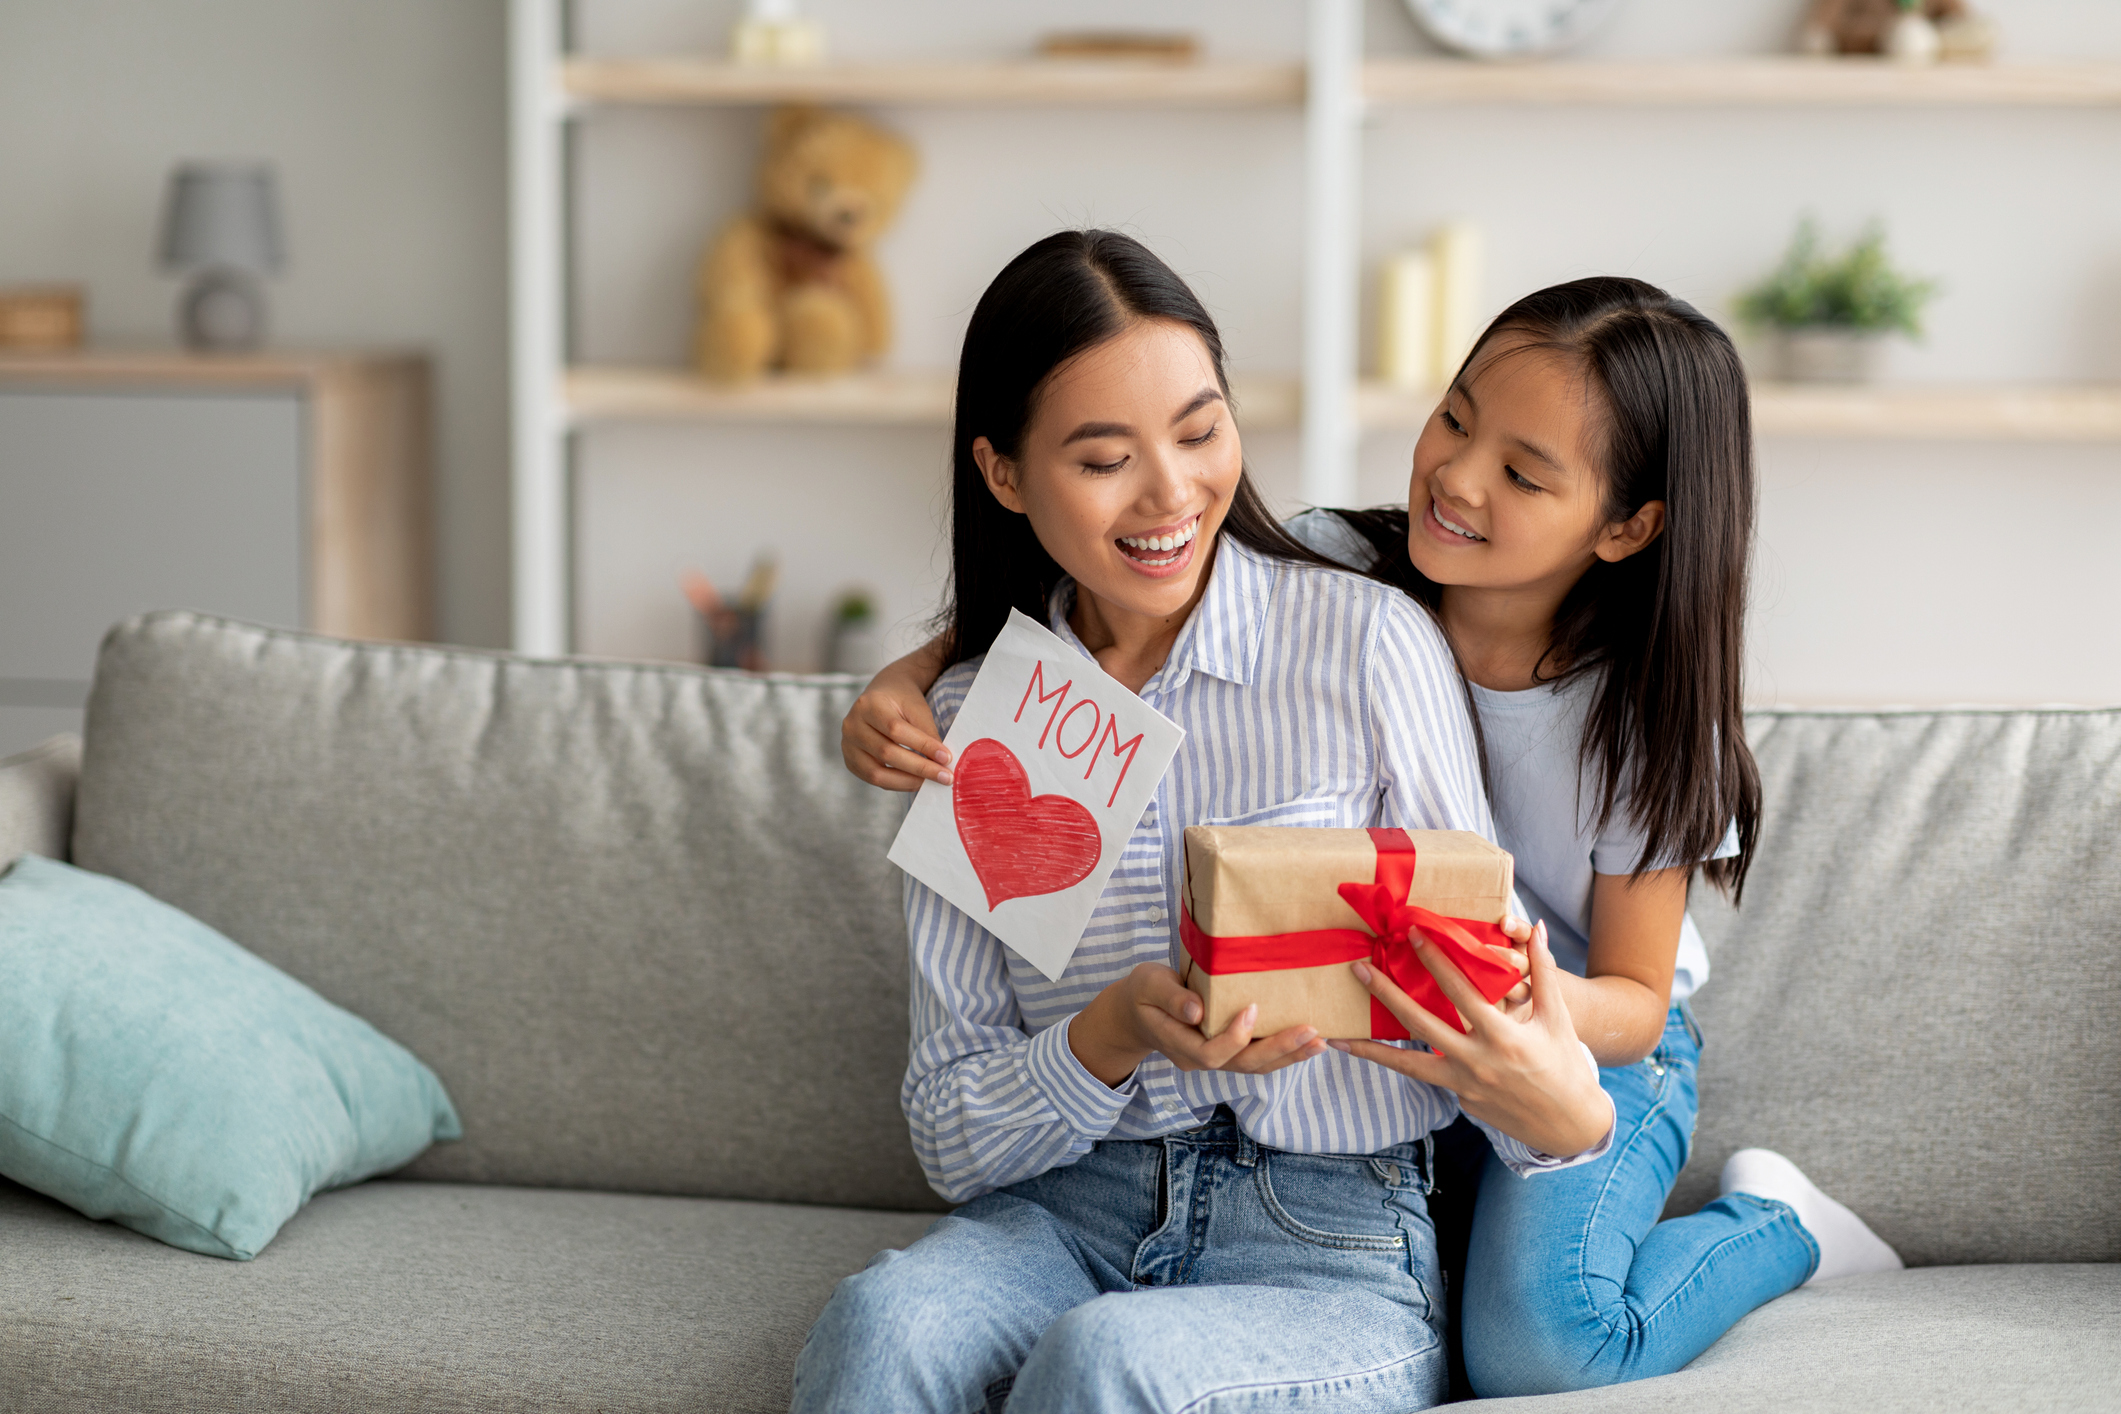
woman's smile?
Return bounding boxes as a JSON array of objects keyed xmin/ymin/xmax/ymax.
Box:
[{"xmin": 1114, "ymin": 514, "xmax": 1202, "ymax": 575}]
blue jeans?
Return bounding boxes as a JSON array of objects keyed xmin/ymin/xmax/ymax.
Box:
[
  {"xmin": 1461, "ymin": 1004, "xmax": 1819, "ymax": 1396},
  {"xmin": 791, "ymin": 1107, "xmax": 1449, "ymax": 1414}
]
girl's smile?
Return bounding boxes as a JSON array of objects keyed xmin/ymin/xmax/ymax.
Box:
[{"xmin": 1422, "ymin": 497, "xmax": 1486, "ymax": 545}]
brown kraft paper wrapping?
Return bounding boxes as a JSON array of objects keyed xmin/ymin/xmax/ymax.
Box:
[{"xmin": 1179, "ymin": 826, "xmax": 1514, "ymax": 1040}]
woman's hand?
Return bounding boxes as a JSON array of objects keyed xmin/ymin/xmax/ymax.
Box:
[
  {"xmin": 1068, "ymin": 963, "xmax": 1330, "ymax": 1088},
  {"xmin": 841, "ymin": 650, "xmax": 953, "ymax": 791},
  {"xmin": 1331, "ymin": 923, "xmax": 1613, "ymax": 1160}
]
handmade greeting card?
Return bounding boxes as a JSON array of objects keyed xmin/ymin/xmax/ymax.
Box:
[{"xmin": 888, "ymin": 609, "xmax": 1185, "ymax": 981}]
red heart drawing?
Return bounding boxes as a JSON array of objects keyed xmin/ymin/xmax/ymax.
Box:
[{"xmin": 952, "ymin": 738, "xmax": 1103, "ymax": 911}]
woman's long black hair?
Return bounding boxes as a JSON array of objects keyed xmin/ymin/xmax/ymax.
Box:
[
  {"xmin": 1332, "ymin": 277, "xmax": 1762, "ymax": 900},
  {"xmin": 935, "ymin": 229, "xmax": 1341, "ymax": 668}
]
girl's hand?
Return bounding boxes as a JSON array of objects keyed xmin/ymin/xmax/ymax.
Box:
[
  {"xmin": 1331, "ymin": 923, "xmax": 1613, "ymax": 1160},
  {"xmin": 1493, "ymin": 915, "xmax": 1535, "ymax": 1012},
  {"xmin": 1068, "ymin": 963, "xmax": 1330, "ymax": 1087},
  {"xmin": 842, "ymin": 658, "xmax": 953, "ymax": 791}
]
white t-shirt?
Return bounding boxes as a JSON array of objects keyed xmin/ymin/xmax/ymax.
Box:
[{"xmin": 1286, "ymin": 509, "xmax": 1735, "ymax": 1002}]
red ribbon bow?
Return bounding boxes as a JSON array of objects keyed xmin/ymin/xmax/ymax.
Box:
[
  {"xmin": 1336, "ymin": 830, "xmax": 1522, "ymax": 1038},
  {"xmin": 1180, "ymin": 828, "xmax": 1522, "ymax": 1040}
]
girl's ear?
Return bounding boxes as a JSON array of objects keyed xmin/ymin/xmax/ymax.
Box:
[
  {"xmin": 972, "ymin": 436, "xmax": 1028, "ymax": 514},
  {"xmin": 1595, "ymin": 500, "xmax": 1667, "ymax": 564}
]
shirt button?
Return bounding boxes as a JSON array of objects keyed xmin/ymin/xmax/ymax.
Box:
[{"xmin": 1148, "ymin": 906, "xmax": 1166, "ymax": 923}]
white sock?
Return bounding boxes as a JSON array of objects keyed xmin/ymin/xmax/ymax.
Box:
[{"xmin": 1720, "ymin": 1148, "xmax": 1904, "ymax": 1286}]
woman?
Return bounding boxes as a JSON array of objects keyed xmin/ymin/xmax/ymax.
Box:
[{"xmin": 789, "ymin": 230, "xmax": 1613, "ymax": 1414}]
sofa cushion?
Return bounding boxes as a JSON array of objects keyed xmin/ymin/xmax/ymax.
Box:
[
  {"xmin": 0, "ymin": 1176, "xmax": 935, "ymax": 1414},
  {"xmin": 0, "ymin": 854, "xmax": 460, "ymax": 1260},
  {"xmin": 72, "ymin": 613, "xmax": 939, "ymax": 1212},
  {"xmin": 1681, "ymin": 709, "xmax": 2121, "ymax": 1266},
  {"xmin": 1473, "ymin": 1265, "xmax": 2121, "ymax": 1413}
]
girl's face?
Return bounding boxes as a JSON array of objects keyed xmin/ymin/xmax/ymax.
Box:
[
  {"xmin": 974, "ymin": 318, "xmax": 1241, "ymax": 628},
  {"xmin": 1406, "ymin": 331, "xmax": 1663, "ymax": 596}
]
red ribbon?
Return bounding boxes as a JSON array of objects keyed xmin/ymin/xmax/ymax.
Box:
[{"xmin": 1180, "ymin": 828, "xmax": 1521, "ymax": 1039}]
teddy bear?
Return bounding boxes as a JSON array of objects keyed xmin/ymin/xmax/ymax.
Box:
[
  {"xmin": 1798, "ymin": 0, "xmax": 1967, "ymax": 55},
  {"xmin": 694, "ymin": 106, "xmax": 918, "ymax": 382}
]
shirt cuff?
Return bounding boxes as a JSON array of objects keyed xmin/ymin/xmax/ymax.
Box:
[
  {"xmin": 1488, "ymin": 1042, "xmax": 1617, "ymax": 1177},
  {"xmin": 1021, "ymin": 1013, "xmax": 1138, "ymax": 1141}
]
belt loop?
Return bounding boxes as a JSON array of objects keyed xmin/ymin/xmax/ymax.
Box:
[
  {"xmin": 1419, "ymin": 1133, "xmax": 1436, "ymax": 1195},
  {"xmin": 1678, "ymin": 998, "xmax": 1703, "ymax": 1050},
  {"xmin": 1234, "ymin": 1127, "xmax": 1259, "ymax": 1169}
]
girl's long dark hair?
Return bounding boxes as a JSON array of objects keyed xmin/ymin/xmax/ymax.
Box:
[
  {"xmin": 1334, "ymin": 276, "xmax": 1761, "ymax": 899},
  {"xmin": 937, "ymin": 229, "xmax": 1341, "ymax": 668}
]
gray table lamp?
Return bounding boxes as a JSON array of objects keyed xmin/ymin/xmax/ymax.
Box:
[{"xmin": 158, "ymin": 163, "xmax": 283, "ymax": 352}]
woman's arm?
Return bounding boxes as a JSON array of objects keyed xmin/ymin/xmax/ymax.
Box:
[
  {"xmin": 1549, "ymin": 868, "xmax": 1688, "ymax": 1066},
  {"xmin": 903, "ymin": 889, "xmax": 1325, "ymax": 1203},
  {"xmin": 842, "ymin": 637, "xmax": 952, "ymax": 790}
]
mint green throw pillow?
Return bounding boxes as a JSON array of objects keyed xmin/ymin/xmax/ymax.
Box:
[{"xmin": 0, "ymin": 855, "xmax": 461, "ymax": 1259}]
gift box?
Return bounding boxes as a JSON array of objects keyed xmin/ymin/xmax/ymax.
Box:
[{"xmin": 1179, "ymin": 826, "xmax": 1519, "ymax": 1040}]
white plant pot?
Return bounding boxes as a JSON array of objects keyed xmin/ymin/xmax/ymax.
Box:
[
  {"xmin": 1781, "ymin": 328, "xmax": 1889, "ymax": 384},
  {"xmin": 1887, "ymin": 11, "xmax": 1942, "ymax": 64}
]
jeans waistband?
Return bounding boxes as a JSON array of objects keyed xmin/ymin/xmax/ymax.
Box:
[{"xmin": 1160, "ymin": 1106, "xmax": 1430, "ymax": 1181}]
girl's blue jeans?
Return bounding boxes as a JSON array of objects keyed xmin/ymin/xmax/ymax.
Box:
[
  {"xmin": 1460, "ymin": 1003, "xmax": 1819, "ymax": 1397},
  {"xmin": 790, "ymin": 1107, "xmax": 1450, "ymax": 1414}
]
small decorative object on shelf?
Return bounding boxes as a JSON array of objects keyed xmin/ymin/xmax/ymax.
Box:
[
  {"xmin": 694, "ymin": 107, "xmax": 918, "ymax": 382},
  {"xmin": 1035, "ymin": 32, "xmax": 1201, "ymax": 65},
  {"xmin": 730, "ymin": 0, "xmax": 824, "ymax": 67},
  {"xmin": 1376, "ymin": 249, "xmax": 1434, "ymax": 390},
  {"xmin": 1798, "ymin": 0, "xmax": 1991, "ymax": 60},
  {"xmin": 1402, "ymin": 0, "xmax": 1623, "ymax": 60},
  {"xmin": 1431, "ymin": 221, "xmax": 1484, "ymax": 381},
  {"xmin": 683, "ymin": 556, "xmax": 777, "ymax": 671},
  {"xmin": 824, "ymin": 588, "xmax": 886, "ymax": 676},
  {"xmin": 1374, "ymin": 222, "xmax": 1483, "ymax": 390},
  {"xmin": 157, "ymin": 163, "xmax": 283, "ymax": 353},
  {"xmin": 1886, "ymin": 0, "xmax": 1942, "ymax": 64},
  {"xmin": 0, "ymin": 285, "xmax": 85, "ymax": 350},
  {"xmin": 1738, "ymin": 218, "xmax": 1939, "ymax": 383}
]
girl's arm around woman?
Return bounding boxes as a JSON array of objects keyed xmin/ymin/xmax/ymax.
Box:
[{"xmin": 1363, "ymin": 593, "xmax": 1616, "ymax": 1171}]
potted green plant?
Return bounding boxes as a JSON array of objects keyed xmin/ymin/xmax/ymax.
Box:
[
  {"xmin": 1737, "ymin": 219, "xmax": 1940, "ymax": 383},
  {"xmin": 825, "ymin": 587, "xmax": 885, "ymax": 675}
]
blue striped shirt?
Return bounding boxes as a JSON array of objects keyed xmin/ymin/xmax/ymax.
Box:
[{"xmin": 902, "ymin": 537, "xmax": 1605, "ymax": 1203}]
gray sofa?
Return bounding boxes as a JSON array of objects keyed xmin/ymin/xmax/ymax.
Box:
[{"xmin": 0, "ymin": 611, "xmax": 2114, "ymax": 1413}]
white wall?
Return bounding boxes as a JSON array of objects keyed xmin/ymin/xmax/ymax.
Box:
[
  {"xmin": 569, "ymin": 0, "xmax": 2121, "ymax": 704},
  {"xmin": 0, "ymin": 0, "xmax": 511, "ymax": 649},
  {"xmin": 5, "ymin": 1, "xmax": 2115, "ymax": 702}
]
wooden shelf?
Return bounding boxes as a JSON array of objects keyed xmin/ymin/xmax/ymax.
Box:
[
  {"xmin": 570, "ymin": 369, "xmax": 2121, "ymax": 441},
  {"xmin": 1749, "ymin": 383, "xmax": 2121, "ymax": 439},
  {"xmin": 562, "ymin": 58, "xmax": 1304, "ymax": 107},
  {"xmin": 565, "ymin": 366, "xmax": 955, "ymax": 424},
  {"xmin": 1363, "ymin": 57, "xmax": 2121, "ymax": 106},
  {"xmin": 560, "ymin": 56, "xmax": 2121, "ymax": 110},
  {"xmin": 563, "ymin": 367, "xmax": 1302, "ymax": 430},
  {"xmin": 1359, "ymin": 380, "xmax": 2121, "ymax": 440}
]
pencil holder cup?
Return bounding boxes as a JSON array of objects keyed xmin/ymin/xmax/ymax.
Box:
[{"xmin": 698, "ymin": 606, "xmax": 765, "ymax": 671}]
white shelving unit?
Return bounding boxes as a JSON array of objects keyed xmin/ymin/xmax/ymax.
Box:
[{"xmin": 509, "ymin": 0, "xmax": 2121, "ymax": 654}]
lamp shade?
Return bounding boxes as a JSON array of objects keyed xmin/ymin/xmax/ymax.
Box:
[{"xmin": 158, "ymin": 163, "xmax": 283, "ymax": 274}]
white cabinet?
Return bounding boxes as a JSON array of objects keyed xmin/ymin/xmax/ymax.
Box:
[{"xmin": 0, "ymin": 351, "xmax": 431, "ymax": 757}]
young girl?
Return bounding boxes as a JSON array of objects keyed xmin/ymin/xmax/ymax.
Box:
[
  {"xmin": 842, "ymin": 273, "xmax": 1903, "ymax": 1396},
  {"xmin": 794, "ymin": 230, "xmax": 1615, "ymax": 1414}
]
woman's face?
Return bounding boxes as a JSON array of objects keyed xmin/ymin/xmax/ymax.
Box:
[
  {"xmin": 975, "ymin": 317, "xmax": 1242, "ymax": 628},
  {"xmin": 1406, "ymin": 331, "xmax": 1661, "ymax": 595}
]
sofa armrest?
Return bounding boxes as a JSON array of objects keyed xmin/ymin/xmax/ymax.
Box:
[{"xmin": 0, "ymin": 733, "xmax": 81, "ymax": 869}]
